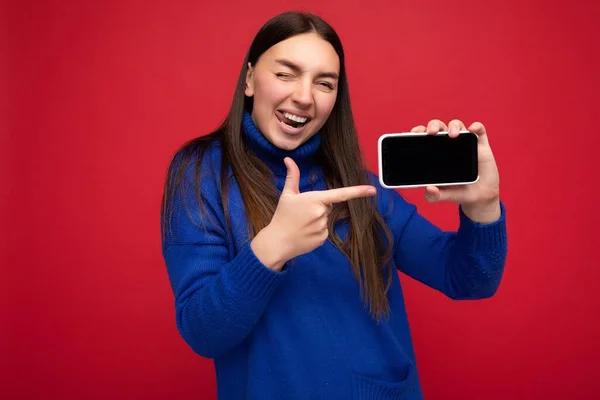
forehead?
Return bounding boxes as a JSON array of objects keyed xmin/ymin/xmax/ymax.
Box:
[{"xmin": 261, "ymin": 33, "xmax": 340, "ymax": 73}]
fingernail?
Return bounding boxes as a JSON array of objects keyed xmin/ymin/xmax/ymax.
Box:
[{"xmin": 449, "ymin": 126, "xmax": 457, "ymax": 135}]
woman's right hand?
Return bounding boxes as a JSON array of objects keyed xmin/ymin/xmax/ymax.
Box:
[{"xmin": 251, "ymin": 157, "xmax": 377, "ymax": 271}]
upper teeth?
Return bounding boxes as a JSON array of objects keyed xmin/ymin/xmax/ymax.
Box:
[{"xmin": 283, "ymin": 112, "xmax": 308, "ymax": 123}]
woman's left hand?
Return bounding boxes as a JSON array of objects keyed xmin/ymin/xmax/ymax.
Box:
[{"xmin": 410, "ymin": 119, "xmax": 501, "ymax": 224}]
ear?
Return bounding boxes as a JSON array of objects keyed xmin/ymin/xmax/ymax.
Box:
[{"xmin": 245, "ymin": 62, "xmax": 254, "ymax": 97}]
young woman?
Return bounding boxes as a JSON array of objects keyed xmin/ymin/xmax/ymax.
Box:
[{"xmin": 161, "ymin": 11, "xmax": 507, "ymax": 400}]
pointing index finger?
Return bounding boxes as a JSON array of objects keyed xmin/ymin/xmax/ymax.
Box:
[{"xmin": 312, "ymin": 185, "xmax": 377, "ymax": 205}]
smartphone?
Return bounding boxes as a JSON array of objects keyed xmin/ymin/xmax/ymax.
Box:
[{"xmin": 378, "ymin": 131, "xmax": 479, "ymax": 189}]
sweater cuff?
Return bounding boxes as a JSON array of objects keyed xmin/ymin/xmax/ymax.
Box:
[
  {"xmin": 457, "ymin": 201, "xmax": 507, "ymax": 251},
  {"xmin": 221, "ymin": 242, "xmax": 286, "ymax": 301}
]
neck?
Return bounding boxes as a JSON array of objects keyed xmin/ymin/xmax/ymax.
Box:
[{"xmin": 242, "ymin": 110, "xmax": 322, "ymax": 189}]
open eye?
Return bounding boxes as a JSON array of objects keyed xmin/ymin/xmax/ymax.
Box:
[{"xmin": 318, "ymin": 81, "xmax": 335, "ymax": 90}]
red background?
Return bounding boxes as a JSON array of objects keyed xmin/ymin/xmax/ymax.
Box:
[{"xmin": 4, "ymin": 0, "xmax": 600, "ymax": 398}]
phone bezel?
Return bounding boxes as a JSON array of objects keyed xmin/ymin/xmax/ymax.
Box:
[{"xmin": 377, "ymin": 131, "xmax": 480, "ymax": 189}]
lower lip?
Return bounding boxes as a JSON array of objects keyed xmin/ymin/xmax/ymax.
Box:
[{"xmin": 274, "ymin": 110, "xmax": 309, "ymax": 136}]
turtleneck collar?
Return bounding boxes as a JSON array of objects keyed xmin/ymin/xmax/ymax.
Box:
[{"xmin": 242, "ymin": 110, "xmax": 322, "ymax": 188}]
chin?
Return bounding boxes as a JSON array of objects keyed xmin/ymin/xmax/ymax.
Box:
[
  {"xmin": 267, "ymin": 128, "xmax": 306, "ymax": 151},
  {"xmin": 273, "ymin": 136, "xmax": 302, "ymax": 151}
]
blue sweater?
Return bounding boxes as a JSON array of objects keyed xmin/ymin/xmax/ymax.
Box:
[{"xmin": 162, "ymin": 112, "xmax": 508, "ymax": 399}]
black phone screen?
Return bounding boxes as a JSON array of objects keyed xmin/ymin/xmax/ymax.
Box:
[{"xmin": 380, "ymin": 133, "xmax": 479, "ymax": 187}]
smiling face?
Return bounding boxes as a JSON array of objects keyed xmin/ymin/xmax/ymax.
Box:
[{"xmin": 244, "ymin": 33, "xmax": 340, "ymax": 151}]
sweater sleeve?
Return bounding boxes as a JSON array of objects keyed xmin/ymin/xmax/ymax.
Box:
[
  {"xmin": 161, "ymin": 148, "xmax": 287, "ymax": 359},
  {"xmin": 374, "ymin": 176, "xmax": 508, "ymax": 299}
]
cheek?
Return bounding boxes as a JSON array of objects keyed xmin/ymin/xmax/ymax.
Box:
[
  {"xmin": 316, "ymin": 93, "xmax": 338, "ymax": 117},
  {"xmin": 254, "ymin": 76, "xmax": 289, "ymax": 107}
]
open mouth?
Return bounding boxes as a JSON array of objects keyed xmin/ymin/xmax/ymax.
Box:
[{"xmin": 275, "ymin": 110, "xmax": 311, "ymax": 129}]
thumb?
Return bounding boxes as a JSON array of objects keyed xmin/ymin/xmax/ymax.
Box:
[{"xmin": 282, "ymin": 157, "xmax": 300, "ymax": 195}]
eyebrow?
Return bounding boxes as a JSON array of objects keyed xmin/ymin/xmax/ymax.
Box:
[{"xmin": 274, "ymin": 58, "xmax": 339, "ymax": 80}]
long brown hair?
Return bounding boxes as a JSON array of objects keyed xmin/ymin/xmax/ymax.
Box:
[{"xmin": 161, "ymin": 11, "xmax": 395, "ymax": 320}]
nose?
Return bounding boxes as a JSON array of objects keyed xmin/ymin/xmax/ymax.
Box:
[{"xmin": 291, "ymin": 80, "xmax": 313, "ymax": 109}]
